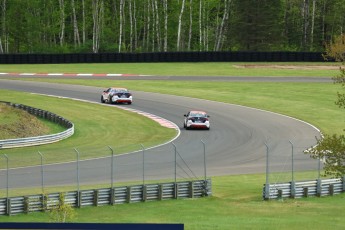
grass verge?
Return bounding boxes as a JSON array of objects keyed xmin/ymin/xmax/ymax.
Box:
[
  {"xmin": 0, "ymin": 90, "xmax": 177, "ymax": 168},
  {"xmin": 0, "ymin": 62, "xmax": 340, "ymax": 77},
  {"xmin": 0, "ymin": 173, "xmax": 344, "ymax": 230}
]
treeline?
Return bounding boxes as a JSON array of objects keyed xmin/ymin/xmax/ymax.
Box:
[{"xmin": 0, "ymin": 0, "xmax": 344, "ymax": 54}]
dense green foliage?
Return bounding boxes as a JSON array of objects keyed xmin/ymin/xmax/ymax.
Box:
[
  {"xmin": 0, "ymin": 0, "xmax": 344, "ymax": 53},
  {"xmin": 304, "ymin": 34, "xmax": 345, "ymax": 177},
  {"xmin": 307, "ymin": 134, "xmax": 345, "ymax": 178}
]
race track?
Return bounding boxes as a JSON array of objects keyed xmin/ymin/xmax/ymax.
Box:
[{"xmin": 0, "ymin": 77, "xmax": 321, "ymax": 189}]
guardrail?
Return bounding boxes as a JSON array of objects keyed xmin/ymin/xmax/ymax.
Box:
[
  {"xmin": 0, "ymin": 179, "xmax": 212, "ymax": 216},
  {"xmin": 263, "ymin": 177, "xmax": 345, "ymax": 200},
  {"xmin": 0, "ymin": 101, "xmax": 74, "ymax": 149}
]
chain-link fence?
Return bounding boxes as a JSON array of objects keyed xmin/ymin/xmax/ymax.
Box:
[
  {"xmin": 0, "ymin": 141, "xmax": 209, "ymax": 199},
  {"xmin": 262, "ymin": 138, "xmax": 345, "ymax": 199}
]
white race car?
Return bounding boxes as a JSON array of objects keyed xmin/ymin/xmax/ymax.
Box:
[
  {"xmin": 184, "ymin": 110, "xmax": 210, "ymax": 130},
  {"xmin": 101, "ymin": 87, "xmax": 133, "ymax": 104}
]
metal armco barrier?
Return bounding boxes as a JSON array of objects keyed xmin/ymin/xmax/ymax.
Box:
[
  {"xmin": 0, "ymin": 179, "xmax": 211, "ymax": 216},
  {"xmin": 0, "ymin": 101, "xmax": 74, "ymax": 149},
  {"xmin": 263, "ymin": 177, "xmax": 345, "ymax": 200}
]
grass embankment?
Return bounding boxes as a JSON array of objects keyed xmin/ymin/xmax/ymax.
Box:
[
  {"xmin": 0, "ymin": 103, "xmax": 61, "ymax": 139},
  {"xmin": 0, "ymin": 63, "xmax": 344, "ymax": 229}
]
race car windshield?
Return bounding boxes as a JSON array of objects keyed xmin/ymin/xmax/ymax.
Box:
[
  {"xmin": 190, "ymin": 113, "xmax": 206, "ymax": 117},
  {"xmin": 112, "ymin": 89, "xmax": 128, "ymax": 93}
]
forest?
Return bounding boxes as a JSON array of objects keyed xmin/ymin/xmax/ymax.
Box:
[{"xmin": 0, "ymin": 0, "xmax": 344, "ymax": 54}]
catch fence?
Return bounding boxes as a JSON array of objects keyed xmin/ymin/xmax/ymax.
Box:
[{"xmin": 262, "ymin": 140, "xmax": 345, "ymax": 200}]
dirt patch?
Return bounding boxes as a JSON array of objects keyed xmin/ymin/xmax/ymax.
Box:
[{"xmin": 234, "ymin": 64, "xmax": 343, "ymax": 70}]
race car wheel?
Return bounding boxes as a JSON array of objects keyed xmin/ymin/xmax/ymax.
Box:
[{"xmin": 101, "ymin": 96, "xmax": 105, "ymax": 103}]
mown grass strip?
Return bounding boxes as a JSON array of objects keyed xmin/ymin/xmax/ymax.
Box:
[{"xmin": 0, "ymin": 62, "xmax": 340, "ymax": 77}]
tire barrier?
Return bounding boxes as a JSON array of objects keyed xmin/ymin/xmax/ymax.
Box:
[{"xmin": 0, "ymin": 101, "xmax": 74, "ymax": 149}]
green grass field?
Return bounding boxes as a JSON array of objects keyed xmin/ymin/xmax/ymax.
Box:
[
  {"xmin": 0, "ymin": 63, "xmax": 344, "ymax": 229},
  {"xmin": 1, "ymin": 174, "xmax": 344, "ymax": 229},
  {"xmin": 0, "ymin": 90, "xmax": 177, "ymax": 168},
  {"xmin": 0, "ymin": 62, "xmax": 341, "ymax": 77}
]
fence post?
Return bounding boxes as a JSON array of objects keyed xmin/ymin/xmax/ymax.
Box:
[
  {"xmin": 343, "ymin": 176, "xmax": 345, "ymax": 192},
  {"xmin": 289, "ymin": 141, "xmax": 296, "ymax": 198},
  {"xmin": 201, "ymin": 140, "xmax": 207, "ymax": 182},
  {"xmin": 108, "ymin": 146, "xmax": 114, "ymax": 190},
  {"xmin": 3, "ymin": 154, "xmax": 9, "ymax": 199},
  {"xmin": 278, "ymin": 189, "xmax": 283, "ymax": 199},
  {"xmin": 74, "ymin": 148, "xmax": 80, "ymax": 194},
  {"xmin": 38, "ymin": 151, "xmax": 44, "ymax": 194},
  {"xmin": 93, "ymin": 190, "xmax": 99, "ymax": 206},
  {"xmin": 303, "ymin": 187, "xmax": 308, "ymax": 197},
  {"xmin": 141, "ymin": 144, "xmax": 145, "ymax": 186},
  {"xmin": 329, "ymin": 184, "xmax": 334, "ymax": 196},
  {"xmin": 172, "ymin": 143, "xmax": 177, "ymax": 198},
  {"xmin": 143, "ymin": 185, "xmax": 147, "ymax": 202},
  {"xmin": 6, "ymin": 198, "xmax": 11, "ymax": 216},
  {"xmin": 42, "ymin": 194, "xmax": 47, "ymax": 211},
  {"xmin": 108, "ymin": 147, "xmax": 116, "ymax": 205},
  {"xmin": 316, "ymin": 179, "xmax": 322, "ymax": 197},
  {"xmin": 189, "ymin": 181, "xmax": 194, "ymax": 198},
  {"xmin": 158, "ymin": 184, "xmax": 163, "ymax": 201},
  {"xmin": 290, "ymin": 181, "xmax": 296, "ymax": 198},
  {"xmin": 24, "ymin": 196, "xmax": 29, "ymax": 214},
  {"xmin": 264, "ymin": 142, "xmax": 270, "ymax": 200},
  {"xmin": 203, "ymin": 179, "xmax": 210, "ymax": 197},
  {"xmin": 110, "ymin": 188, "xmax": 115, "ymax": 205},
  {"xmin": 126, "ymin": 186, "xmax": 132, "ymax": 203},
  {"xmin": 77, "ymin": 191, "xmax": 82, "ymax": 208}
]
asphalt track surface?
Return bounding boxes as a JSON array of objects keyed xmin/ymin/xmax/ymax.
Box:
[{"xmin": 0, "ymin": 75, "xmax": 324, "ymax": 189}]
